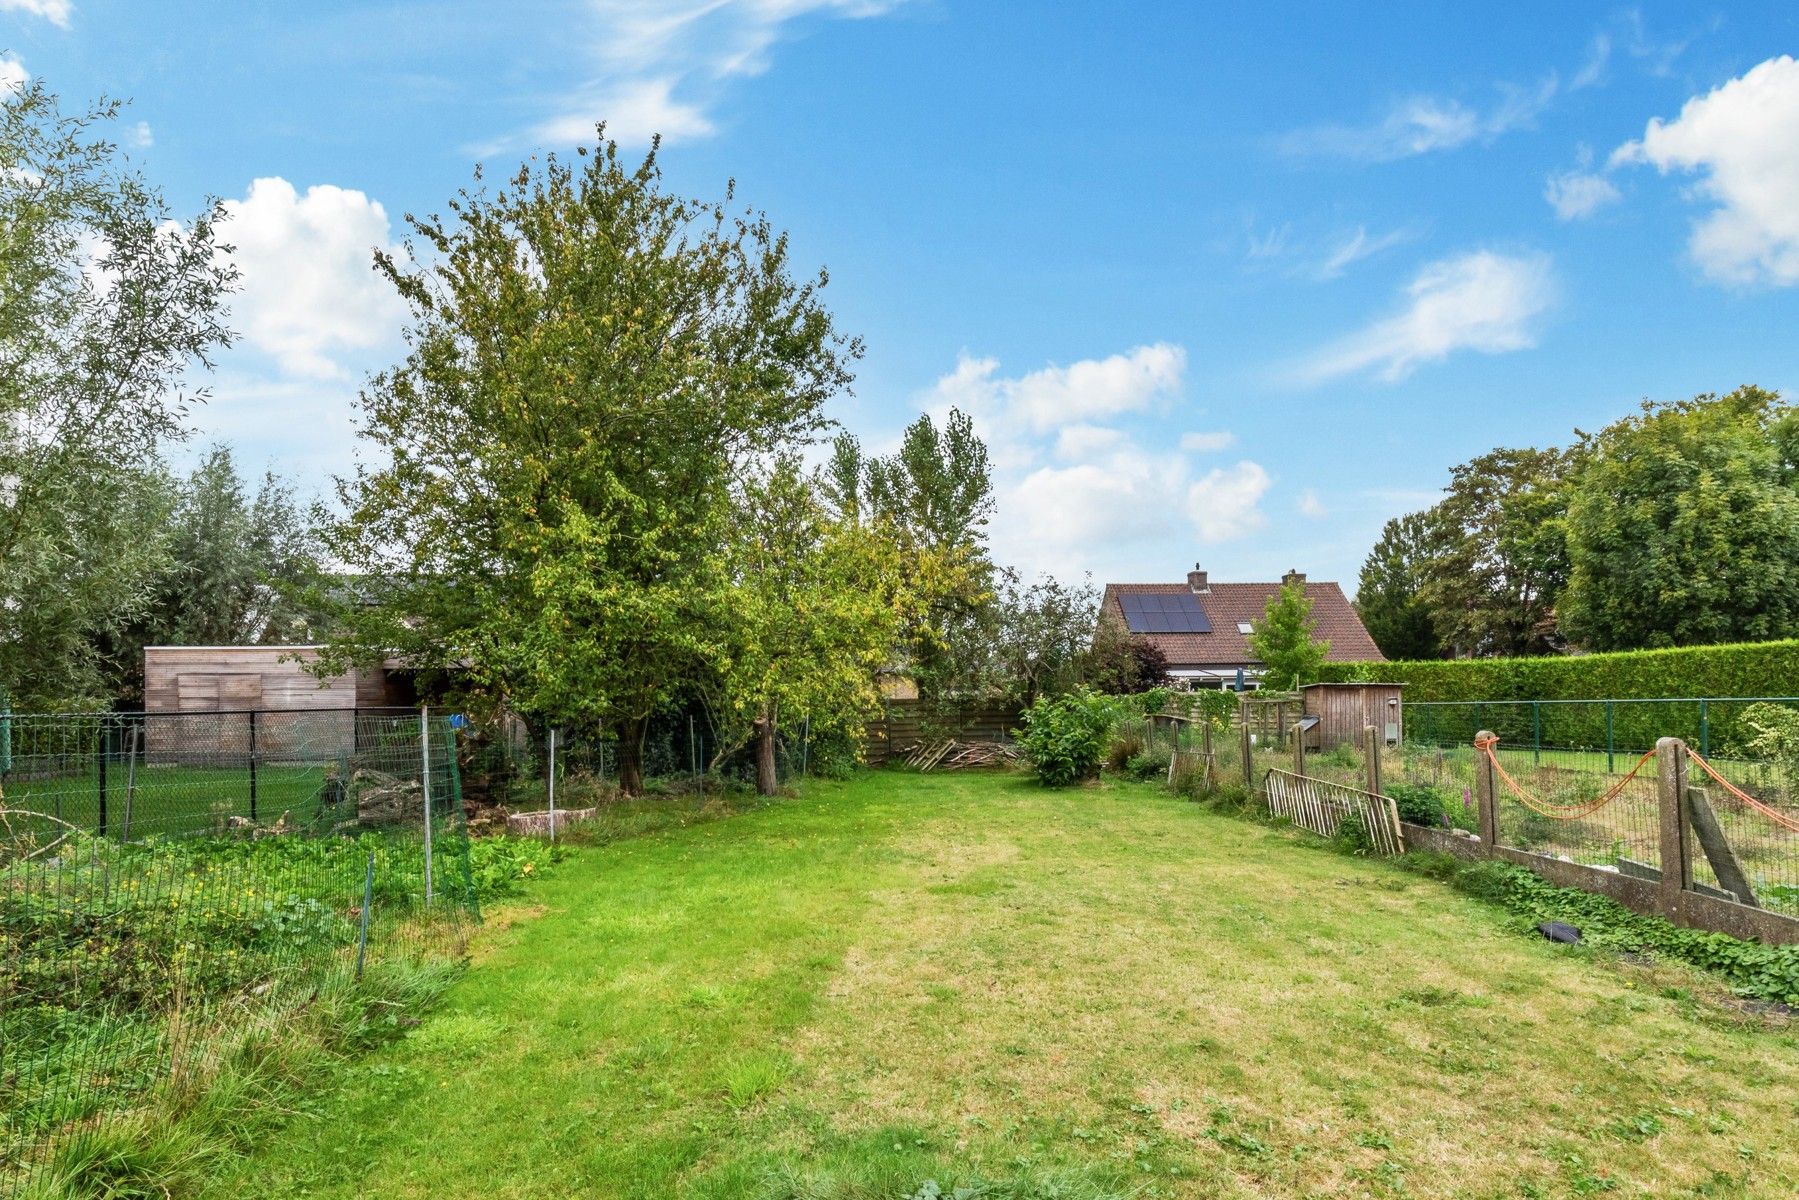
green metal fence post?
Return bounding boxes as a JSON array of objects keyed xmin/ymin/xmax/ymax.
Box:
[
  {"xmin": 248, "ymin": 709, "xmax": 259, "ymax": 823},
  {"xmin": 1700, "ymin": 699, "xmax": 1710, "ymax": 757},
  {"xmin": 96, "ymin": 715, "xmax": 109, "ymax": 837},
  {"xmin": 1532, "ymin": 701, "xmax": 1542, "ymax": 765},
  {"xmin": 1605, "ymin": 701, "xmax": 1615, "ymax": 773}
]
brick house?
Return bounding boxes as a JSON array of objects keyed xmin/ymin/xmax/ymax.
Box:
[{"xmin": 1099, "ymin": 564, "xmax": 1384, "ymax": 689}]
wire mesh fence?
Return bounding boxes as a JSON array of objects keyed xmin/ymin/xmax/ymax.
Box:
[
  {"xmin": 0, "ymin": 709, "xmax": 477, "ymax": 1197},
  {"xmin": 1404, "ymin": 697, "xmax": 1799, "ymax": 762},
  {"xmin": 457, "ymin": 709, "xmax": 819, "ymax": 818}
]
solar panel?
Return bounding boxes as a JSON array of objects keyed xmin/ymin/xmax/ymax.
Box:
[{"xmin": 1118, "ymin": 591, "xmax": 1212, "ymax": 634}]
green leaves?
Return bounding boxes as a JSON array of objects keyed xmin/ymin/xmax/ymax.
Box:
[
  {"xmin": 1247, "ymin": 580, "xmax": 1328, "ymax": 691},
  {"xmin": 1017, "ymin": 688, "xmax": 1118, "ymax": 786}
]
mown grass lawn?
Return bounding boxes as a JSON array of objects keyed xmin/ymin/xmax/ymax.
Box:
[{"xmin": 212, "ymin": 771, "xmax": 1799, "ymax": 1199}]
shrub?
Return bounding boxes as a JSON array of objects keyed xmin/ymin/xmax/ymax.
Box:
[
  {"xmin": 1385, "ymin": 782, "xmax": 1453, "ymax": 827},
  {"xmin": 1017, "ymin": 689, "xmax": 1117, "ymax": 786},
  {"xmin": 1333, "ymin": 808, "xmax": 1375, "ymax": 855},
  {"xmin": 1124, "ymin": 746, "xmax": 1171, "ymax": 781},
  {"xmin": 1104, "ymin": 723, "xmax": 1145, "ymax": 773}
]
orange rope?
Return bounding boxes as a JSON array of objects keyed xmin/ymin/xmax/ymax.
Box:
[
  {"xmin": 1473, "ymin": 734, "xmax": 1657, "ymax": 820},
  {"xmin": 1684, "ymin": 747, "xmax": 1799, "ymax": 834}
]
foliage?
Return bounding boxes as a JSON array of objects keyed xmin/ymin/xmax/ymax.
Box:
[
  {"xmin": 1355, "ymin": 512, "xmax": 1443, "ymax": 660},
  {"xmin": 1421, "ymin": 447, "xmax": 1573, "ymax": 657},
  {"xmin": 988, "ymin": 570, "xmax": 1105, "ymax": 707},
  {"xmin": 0, "ymin": 78, "xmax": 235, "ymax": 709},
  {"xmin": 95, "ymin": 447, "xmax": 325, "ymax": 705},
  {"xmin": 1384, "ymin": 782, "xmax": 1454, "ymax": 827},
  {"xmin": 1561, "ymin": 387, "xmax": 1799, "ymax": 651},
  {"xmin": 1737, "ymin": 702, "xmax": 1799, "ymax": 800},
  {"xmin": 1409, "ymin": 855, "xmax": 1799, "ymax": 1005},
  {"xmin": 826, "ymin": 411, "xmax": 996, "ymax": 715},
  {"xmin": 313, "ymin": 135, "xmax": 856, "ymax": 792},
  {"xmin": 1247, "ymin": 579, "xmax": 1328, "ymax": 691},
  {"xmin": 1124, "ymin": 747, "xmax": 1171, "ymax": 782},
  {"xmin": 1016, "ymin": 688, "xmax": 1117, "ymax": 786},
  {"xmin": 713, "ymin": 454, "xmax": 912, "ymax": 793},
  {"xmin": 1315, "ymin": 638, "xmax": 1799, "ymax": 749}
]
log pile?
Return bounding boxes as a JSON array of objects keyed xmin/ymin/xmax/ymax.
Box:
[{"xmin": 900, "ymin": 739, "xmax": 1024, "ymax": 771}]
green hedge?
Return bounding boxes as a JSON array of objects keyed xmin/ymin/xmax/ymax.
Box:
[{"xmin": 1317, "ymin": 639, "xmax": 1799, "ymax": 753}]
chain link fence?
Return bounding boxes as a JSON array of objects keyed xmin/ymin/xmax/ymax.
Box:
[{"xmin": 0, "ymin": 708, "xmax": 477, "ymax": 1198}]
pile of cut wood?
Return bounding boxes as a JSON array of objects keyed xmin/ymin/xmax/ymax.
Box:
[{"xmin": 900, "ymin": 739, "xmax": 1023, "ymax": 771}]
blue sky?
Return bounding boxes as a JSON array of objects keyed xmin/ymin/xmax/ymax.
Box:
[{"xmin": 6, "ymin": 1, "xmax": 1799, "ymax": 592}]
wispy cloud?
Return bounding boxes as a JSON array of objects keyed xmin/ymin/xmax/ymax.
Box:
[
  {"xmin": 1315, "ymin": 225, "xmax": 1414, "ymax": 279},
  {"xmin": 0, "ymin": 0, "xmax": 71, "ymax": 28},
  {"xmin": 0, "ymin": 54, "xmax": 25, "ymax": 93},
  {"xmin": 1280, "ymin": 74, "xmax": 1557, "ymax": 162},
  {"xmin": 507, "ymin": 1, "xmax": 903, "ymax": 151},
  {"xmin": 1294, "ymin": 250, "xmax": 1556, "ymax": 384}
]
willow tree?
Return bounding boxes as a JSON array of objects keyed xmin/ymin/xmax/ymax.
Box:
[
  {"xmin": 319, "ymin": 136, "xmax": 857, "ymax": 792},
  {"xmin": 0, "ymin": 77, "xmax": 233, "ymax": 707}
]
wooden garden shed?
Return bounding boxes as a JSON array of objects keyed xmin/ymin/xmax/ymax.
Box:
[{"xmin": 1299, "ymin": 682, "xmax": 1404, "ymax": 750}]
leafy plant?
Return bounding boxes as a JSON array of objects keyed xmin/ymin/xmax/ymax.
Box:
[
  {"xmin": 1385, "ymin": 782, "xmax": 1454, "ymax": 827},
  {"xmin": 1017, "ymin": 689, "xmax": 1117, "ymax": 787}
]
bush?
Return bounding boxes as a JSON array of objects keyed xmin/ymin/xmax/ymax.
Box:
[
  {"xmin": 1104, "ymin": 723, "xmax": 1145, "ymax": 772},
  {"xmin": 1385, "ymin": 782, "xmax": 1454, "ymax": 827},
  {"xmin": 1124, "ymin": 747, "xmax": 1171, "ymax": 781},
  {"xmin": 1017, "ymin": 689, "xmax": 1118, "ymax": 786}
]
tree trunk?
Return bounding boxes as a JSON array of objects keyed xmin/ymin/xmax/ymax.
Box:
[
  {"xmin": 754, "ymin": 711, "xmax": 778, "ymax": 796},
  {"xmin": 616, "ymin": 714, "xmax": 647, "ymax": 796}
]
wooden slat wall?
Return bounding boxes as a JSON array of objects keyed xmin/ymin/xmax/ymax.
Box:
[
  {"xmin": 863, "ymin": 701, "xmax": 1024, "ymax": 765},
  {"xmin": 1301, "ymin": 684, "xmax": 1403, "ymax": 750},
  {"xmin": 145, "ymin": 647, "xmax": 361, "ymax": 760}
]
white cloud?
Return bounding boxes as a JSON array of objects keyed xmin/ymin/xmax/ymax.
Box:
[
  {"xmin": 925, "ymin": 343, "xmax": 1185, "ymax": 437},
  {"xmin": 128, "ymin": 120, "xmax": 153, "ymax": 149},
  {"xmin": 219, "ymin": 177, "xmax": 407, "ymax": 379},
  {"xmin": 1544, "ymin": 169, "xmax": 1620, "ymax": 220},
  {"xmin": 1612, "ymin": 55, "xmax": 1799, "ymax": 286},
  {"xmin": 507, "ymin": 1, "xmax": 902, "ymax": 150},
  {"xmin": 1179, "ymin": 431, "xmax": 1235, "ymax": 452},
  {"xmin": 917, "ymin": 346, "xmax": 1264, "ymax": 577},
  {"xmin": 1315, "ymin": 225, "xmax": 1412, "ymax": 279},
  {"xmin": 1282, "ymin": 75, "xmax": 1556, "ymax": 162},
  {"xmin": 1297, "ymin": 250, "xmax": 1555, "ymax": 383},
  {"xmin": 0, "ymin": 0, "xmax": 70, "ymax": 27},
  {"xmin": 1297, "ymin": 489, "xmax": 1328, "ymax": 518},
  {"xmin": 0, "ymin": 54, "xmax": 27, "ymax": 93},
  {"xmin": 1571, "ymin": 33, "xmax": 1610, "ymax": 90},
  {"xmin": 1188, "ymin": 462, "xmax": 1271, "ymax": 542},
  {"xmin": 531, "ymin": 77, "xmax": 715, "ymax": 147}
]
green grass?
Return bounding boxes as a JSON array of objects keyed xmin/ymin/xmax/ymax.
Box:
[
  {"xmin": 4, "ymin": 763, "xmax": 328, "ymax": 841},
  {"xmin": 206, "ymin": 771, "xmax": 1799, "ymax": 1199}
]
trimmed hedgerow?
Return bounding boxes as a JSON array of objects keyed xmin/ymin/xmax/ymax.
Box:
[{"xmin": 1320, "ymin": 638, "xmax": 1799, "ymax": 750}]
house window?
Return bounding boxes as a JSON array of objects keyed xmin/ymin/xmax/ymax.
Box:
[{"xmin": 1237, "ymin": 622, "xmax": 1253, "ymax": 634}]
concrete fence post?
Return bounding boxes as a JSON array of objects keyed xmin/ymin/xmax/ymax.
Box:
[
  {"xmin": 1474, "ymin": 729, "xmax": 1499, "ymax": 847},
  {"xmin": 1239, "ymin": 712, "xmax": 1253, "ymax": 789},
  {"xmin": 1656, "ymin": 737, "xmax": 1693, "ymax": 899},
  {"xmin": 1364, "ymin": 724, "xmax": 1383, "ymax": 797}
]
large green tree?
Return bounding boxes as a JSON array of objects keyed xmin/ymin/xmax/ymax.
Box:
[
  {"xmin": 1560, "ymin": 387, "xmax": 1799, "ymax": 650},
  {"xmin": 95, "ymin": 447, "xmax": 324, "ymax": 704},
  {"xmin": 826, "ymin": 409, "xmax": 996, "ymax": 711},
  {"xmin": 317, "ymin": 137, "xmax": 856, "ymax": 792},
  {"xmin": 1418, "ymin": 446, "xmax": 1573, "ymax": 657},
  {"xmin": 1355, "ymin": 511, "xmax": 1443, "ymax": 660},
  {"xmin": 0, "ymin": 78, "xmax": 233, "ymax": 708}
]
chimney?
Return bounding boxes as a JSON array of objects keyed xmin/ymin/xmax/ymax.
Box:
[
  {"xmin": 1282, "ymin": 568, "xmax": 1307, "ymax": 588},
  {"xmin": 1187, "ymin": 562, "xmax": 1210, "ymax": 593}
]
